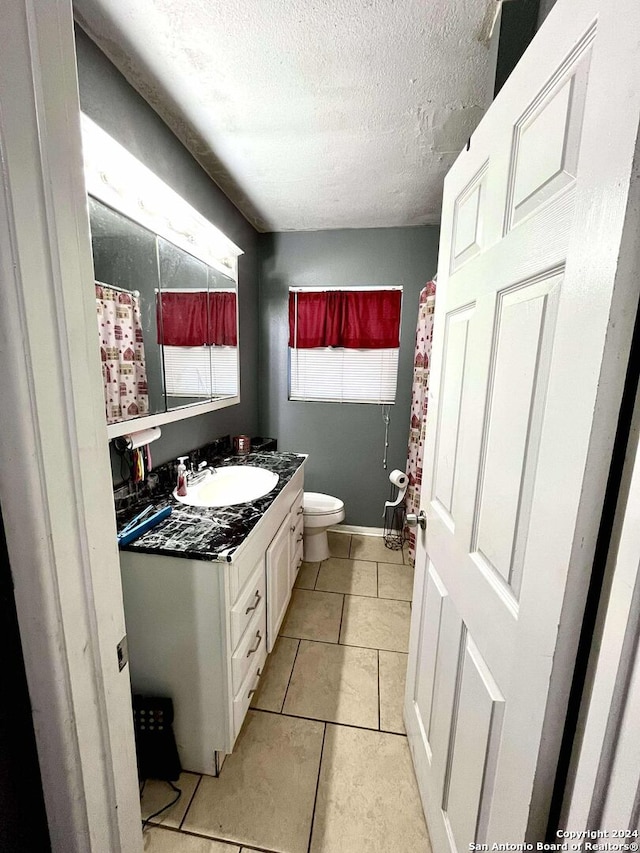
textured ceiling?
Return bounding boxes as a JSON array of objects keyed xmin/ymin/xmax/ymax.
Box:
[{"xmin": 74, "ymin": 0, "xmax": 495, "ymax": 231}]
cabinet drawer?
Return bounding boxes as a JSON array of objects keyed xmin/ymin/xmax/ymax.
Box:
[
  {"xmin": 233, "ymin": 639, "xmax": 268, "ymax": 737},
  {"xmin": 290, "ymin": 488, "xmax": 304, "ymax": 517},
  {"xmin": 229, "ymin": 550, "xmax": 264, "ymax": 605},
  {"xmin": 230, "ymin": 561, "xmax": 266, "ymax": 650},
  {"xmin": 231, "ymin": 604, "xmax": 267, "ymax": 695}
]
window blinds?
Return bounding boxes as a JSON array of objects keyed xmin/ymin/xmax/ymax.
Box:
[
  {"xmin": 163, "ymin": 345, "xmax": 238, "ymax": 397},
  {"xmin": 289, "ymin": 347, "xmax": 399, "ymax": 403}
]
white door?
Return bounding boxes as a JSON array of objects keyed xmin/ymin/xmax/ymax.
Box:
[{"xmin": 404, "ymin": 0, "xmax": 640, "ymax": 848}]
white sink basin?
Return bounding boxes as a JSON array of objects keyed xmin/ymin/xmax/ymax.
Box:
[{"xmin": 173, "ymin": 466, "xmax": 279, "ymax": 508}]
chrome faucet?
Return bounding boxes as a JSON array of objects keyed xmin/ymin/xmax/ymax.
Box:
[{"xmin": 186, "ymin": 460, "xmax": 216, "ymax": 486}]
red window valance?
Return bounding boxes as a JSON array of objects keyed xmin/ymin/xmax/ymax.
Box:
[
  {"xmin": 157, "ymin": 291, "xmax": 237, "ymax": 347},
  {"xmin": 289, "ymin": 289, "xmax": 401, "ymax": 349}
]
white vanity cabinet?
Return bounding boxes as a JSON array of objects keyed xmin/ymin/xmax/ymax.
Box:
[{"xmin": 119, "ymin": 463, "xmax": 304, "ymax": 775}]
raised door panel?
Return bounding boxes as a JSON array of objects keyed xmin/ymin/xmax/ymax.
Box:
[
  {"xmin": 472, "ymin": 274, "xmax": 561, "ymax": 600},
  {"xmin": 506, "ymin": 34, "xmax": 593, "ymax": 231},
  {"xmin": 412, "ymin": 561, "xmax": 505, "ymax": 852},
  {"xmin": 445, "ymin": 637, "xmax": 504, "ymax": 850},
  {"xmin": 432, "ymin": 306, "xmax": 475, "ymax": 529},
  {"xmin": 451, "ymin": 165, "xmax": 488, "ymax": 272}
]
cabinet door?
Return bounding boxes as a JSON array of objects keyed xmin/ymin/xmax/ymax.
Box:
[{"xmin": 266, "ymin": 516, "xmax": 292, "ymax": 652}]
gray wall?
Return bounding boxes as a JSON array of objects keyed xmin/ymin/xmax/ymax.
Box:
[
  {"xmin": 75, "ymin": 28, "xmax": 260, "ymax": 476},
  {"xmin": 259, "ymin": 228, "xmax": 439, "ymax": 527},
  {"xmin": 537, "ymin": 0, "xmax": 558, "ymax": 29}
]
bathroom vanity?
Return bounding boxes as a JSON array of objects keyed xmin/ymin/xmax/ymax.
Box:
[{"xmin": 118, "ymin": 451, "xmax": 305, "ymax": 775}]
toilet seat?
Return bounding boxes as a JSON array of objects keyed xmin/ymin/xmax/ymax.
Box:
[{"xmin": 303, "ymin": 492, "xmax": 344, "ymax": 516}]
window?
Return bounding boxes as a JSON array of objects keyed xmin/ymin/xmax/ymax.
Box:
[
  {"xmin": 157, "ymin": 289, "xmax": 238, "ymax": 397},
  {"xmin": 288, "ymin": 288, "xmax": 402, "ymax": 404}
]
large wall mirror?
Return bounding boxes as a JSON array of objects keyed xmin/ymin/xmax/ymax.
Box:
[{"xmin": 82, "ymin": 115, "xmax": 242, "ymax": 439}]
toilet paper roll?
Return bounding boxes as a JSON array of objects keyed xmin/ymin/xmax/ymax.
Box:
[
  {"xmin": 125, "ymin": 426, "xmax": 162, "ymax": 450},
  {"xmin": 388, "ymin": 469, "xmax": 408, "ymax": 489}
]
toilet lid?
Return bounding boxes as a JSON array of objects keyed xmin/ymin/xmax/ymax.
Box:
[{"xmin": 303, "ymin": 492, "xmax": 344, "ymax": 515}]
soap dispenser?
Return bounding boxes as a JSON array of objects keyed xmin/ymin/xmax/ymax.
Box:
[{"xmin": 176, "ymin": 456, "xmax": 189, "ymax": 497}]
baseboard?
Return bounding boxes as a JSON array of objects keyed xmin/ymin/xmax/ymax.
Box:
[{"xmin": 329, "ymin": 524, "xmax": 385, "ymax": 537}]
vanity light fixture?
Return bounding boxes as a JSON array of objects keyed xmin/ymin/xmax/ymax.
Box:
[{"xmin": 81, "ymin": 114, "xmax": 242, "ymax": 275}]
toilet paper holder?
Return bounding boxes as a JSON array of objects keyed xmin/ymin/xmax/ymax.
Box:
[{"xmin": 383, "ymin": 469, "xmax": 408, "ymax": 551}]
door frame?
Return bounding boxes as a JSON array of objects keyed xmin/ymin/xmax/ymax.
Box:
[
  {"xmin": 0, "ymin": 1, "xmax": 141, "ymax": 850},
  {"xmin": 561, "ymin": 363, "xmax": 640, "ymax": 828}
]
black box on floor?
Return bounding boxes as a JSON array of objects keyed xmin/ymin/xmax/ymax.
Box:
[{"xmin": 132, "ymin": 695, "xmax": 181, "ymax": 782}]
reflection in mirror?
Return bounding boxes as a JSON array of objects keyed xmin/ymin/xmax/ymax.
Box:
[
  {"xmin": 156, "ymin": 239, "xmax": 239, "ymax": 409},
  {"xmin": 90, "ymin": 199, "xmax": 165, "ymax": 423},
  {"xmin": 157, "ymin": 237, "xmax": 210, "ymax": 409},
  {"xmin": 208, "ymin": 266, "xmax": 239, "ymax": 400},
  {"xmin": 82, "ymin": 113, "xmax": 243, "ymax": 438}
]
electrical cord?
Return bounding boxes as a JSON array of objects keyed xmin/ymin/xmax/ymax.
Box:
[{"xmin": 141, "ymin": 780, "xmax": 182, "ymax": 830}]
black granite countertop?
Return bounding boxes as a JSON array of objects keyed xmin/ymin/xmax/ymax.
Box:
[{"xmin": 117, "ymin": 450, "xmax": 306, "ymax": 562}]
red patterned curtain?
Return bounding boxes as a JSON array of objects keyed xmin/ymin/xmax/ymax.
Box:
[
  {"xmin": 405, "ymin": 281, "xmax": 436, "ymax": 566},
  {"xmin": 208, "ymin": 292, "xmax": 238, "ymax": 346},
  {"xmin": 157, "ymin": 291, "xmax": 237, "ymax": 346},
  {"xmin": 289, "ymin": 289, "xmax": 401, "ymax": 349}
]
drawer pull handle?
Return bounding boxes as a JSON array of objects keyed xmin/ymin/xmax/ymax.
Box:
[
  {"xmin": 245, "ymin": 591, "xmax": 262, "ymax": 614},
  {"xmin": 290, "ymin": 525, "xmax": 296, "ymax": 532},
  {"xmin": 247, "ymin": 667, "xmax": 263, "ymax": 698},
  {"xmin": 297, "ymin": 507, "xmax": 304, "ymax": 516},
  {"xmin": 246, "ymin": 630, "xmax": 262, "ymax": 657},
  {"xmin": 297, "ymin": 534, "xmax": 303, "ymax": 543}
]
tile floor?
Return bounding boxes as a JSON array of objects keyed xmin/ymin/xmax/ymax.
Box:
[{"xmin": 140, "ymin": 532, "xmax": 430, "ymax": 853}]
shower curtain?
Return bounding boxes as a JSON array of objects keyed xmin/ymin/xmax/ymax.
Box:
[
  {"xmin": 405, "ymin": 280, "xmax": 436, "ymax": 566},
  {"xmin": 96, "ymin": 284, "xmax": 149, "ymax": 424}
]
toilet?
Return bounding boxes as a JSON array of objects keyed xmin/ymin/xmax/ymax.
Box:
[{"xmin": 302, "ymin": 492, "xmax": 346, "ymax": 562}]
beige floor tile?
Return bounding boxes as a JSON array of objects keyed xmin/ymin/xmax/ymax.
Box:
[
  {"xmin": 309, "ymin": 725, "xmax": 430, "ymax": 853},
  {"xmin": 143, "ymin": 826, "xmax": 239, "ymax": 853},
  {"xmin": 183, "ymin": 711, "xmax": 324, "ymax": 853},
  {"xmin": 327, "ymin": 530, "xmax": 351, "ymax": 558},
  {"xmin": 280, "ymin": 589, "xmax": 344, "ymax": 643},
  {"xmin": 377, "ymin": 562, "xmax": 415, "ymax": 601},
  {"xmin": 379, "ymin": 651, "xmax": 408, "ymax": 734},
  {"xmin": 283, "ymin": 640, "xmax": 379, "ymax": 728},
  {"xmin": 315, "ymin": 557, "xmax": 377, "ymax": 597},
  {"xmin": 349, "ymin": 534, "xmax": 404, "ymax": 564},
  {"xmin": 295, "ymin": 561, "xmax": 320, "ymax": 589},
  {"xmin": 340, "ymin": 595, "xmax": 411, "ymax": 652},
  {"xmin": 141, "ymin": 772, "xmax": 200, "ymax": 829},
  {"xmin": 251, "ymin": 636, "xmax": 299, "ymax": 712}
]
